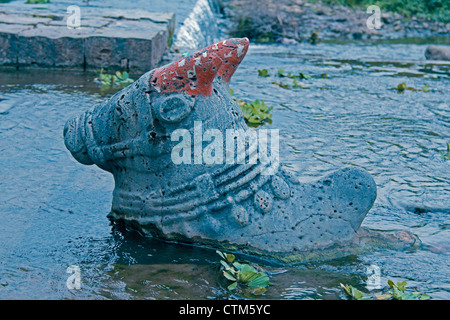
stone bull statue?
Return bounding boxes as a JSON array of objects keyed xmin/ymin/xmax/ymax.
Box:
[{"xmin": 64, "ymin": 38, "xmax": 417, "ymax": 262}]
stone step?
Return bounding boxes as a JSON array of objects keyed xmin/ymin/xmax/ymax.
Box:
[{"xmin": 0, "ymin": 4, "xmax": 175, "ymax": 72}]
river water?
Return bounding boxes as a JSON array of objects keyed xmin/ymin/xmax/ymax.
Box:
[{"xmin": 0, "ymin": 1, "xmax": 449, "ymax": 300}]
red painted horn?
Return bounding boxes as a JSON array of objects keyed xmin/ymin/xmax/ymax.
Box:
[{"xmin": 150, "ymin": 38, "xmax": 249, "ymax": 97}]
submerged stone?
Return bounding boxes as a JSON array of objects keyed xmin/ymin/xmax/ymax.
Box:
[
  {"xmin": 425, "ymin": 45, "xmax": 450, "ymax": 61},
  {"xmin": 63, "ymin": 38, "xmax": 406, "ymax": 262}
]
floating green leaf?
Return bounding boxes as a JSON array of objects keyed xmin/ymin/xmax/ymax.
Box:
[
  {"xmin": 228, "ymin": 89, "xmax": 273, "ymax": 127},
  {"xmin": 223, "ymin": 270, "xmax": 237, "ymax": 281},
  {"xmin": 297, "ymin": 72, "xmax": 310, "ymax": 80},
  {"xmin": 26, "ymin": 0, "xmax": 50, "ymax": 3},
  {"xmin": 277, "ymin": 68, "xmax": 310, "ymax": 80},
  {"xmin": 94, "ymin": 68, "xmax": 134, "ymax": 89},
  {"xmin": 272, "ymin": 81, "xmax": 290, "ymax": 89},
  {"xmin": 397, "ymin": 82, "xmax": 407, "ymax": 91},
  {"xmin": 292, "ymin": 79, "xmax": 304, "ymax": 88},
  {"xmin": 217, "ymin": 250, "xmax": 270, "ymax": 294},
  {"xmin": 235, "ymin": 99, "xmax": 273, "ymax": 126},
  {"xmin": 248, "ymin": 274, "xmax": 270, "ymax": 288},
  {"xmin": 227, "ymin": 281, "xmax": 238, "ymax": 291},
  {"xmin": 258, "ymin": 69, "xmax": 271, "ymax": 77},
  {"xmin": 340, "ymin": 283, "xmax": 371, "ymax": 300},
  {"xmin": 341, "ymin": 279, "xmax": 431, "ymax": 301},
  {"xmin": 389, "ymin": 280, "xmax": 407, "ymax": 292},
  {"xmin": 277, "ymin": 68, "xmax": 285, "ymax": 77},
  {"xmin": 440, "ymin": 143, "xmax": 450, "ymax": 160},
  {"xmin": 396, "ymin": 82, "xmax": 431, "ymax": 93}
]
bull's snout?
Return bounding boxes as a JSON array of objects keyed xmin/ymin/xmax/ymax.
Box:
[{"xmin": 63, "ymin": 113, "xmax": 94, "ymax": 165}]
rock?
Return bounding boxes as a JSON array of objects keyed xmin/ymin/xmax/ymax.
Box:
[
  {"xmin": 0, "ymin": 7, "xmax": 175, "ymax": 72},
  {"xmin": 63, "ymin": 38, "xmax": 378, "ymax": 262},
  {"xmin": 276, "ymin": 37, "xmax": 298, "ymax": 45},
  {"xmin": 223, "ymin": 0, "xmax": 449, "ymax": 42},
  {"xmin": 425, "ymin": 45, "xmax": 450, "ymax": 61}
]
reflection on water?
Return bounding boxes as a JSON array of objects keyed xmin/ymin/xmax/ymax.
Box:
[{"xmin": 0, "ymin": 41, "xmax": 449, "ymax": 299}]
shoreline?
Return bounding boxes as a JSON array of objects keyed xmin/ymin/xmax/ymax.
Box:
[{"xmin": 219, "ymin": 0, "xmax": 450, "ymax": 44}]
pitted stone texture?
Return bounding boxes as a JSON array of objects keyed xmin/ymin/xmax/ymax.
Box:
[
  {"xmin": 64, "ymin": 38, "xmax": 378, "ymax": 260},
  {"xmin": 270, "ymin": 175, "xmax": 290, "ymax": 199},
  {"xmin": 232, "ymin": 205, "xmax": 249, "ymax": 226},
  {"xmin": 254, "ymin": 190, "xmax": 273, "ymax": 214}
]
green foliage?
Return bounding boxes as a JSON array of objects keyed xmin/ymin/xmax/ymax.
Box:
[
  {"xmin": 272, "ymin": 79, "xmax": 308, "ymax": 89},
  {"xmin": 388, "ymin": 280, "xmax": 431, "ymax": 300},
  {"xmin": 272, "ymin": 81, "xmax": 290, "ymax": 89},
  {"xmin": 26, "ymin": 0, "xmax": 49, "ymax": 3},
  {"xmin": 396, "ymin": 82, "xmax": 431, "ymax": 92},
  {"xmin": 340, "ymin": 279, "xmax": 431, "ymax": 300},
  {"xmin": 340, "ymin": 283, "xmax": 372, "ymax": 300},
  {"xmin": 292, "ymin": 79, "xmax": 303, "ymax": 88},
  {"xmin": 258, "ymin": 69, "xmax": 271, "ymax": 77},
  {"xmin": 277, "ymin": 68, "xmax": 311, "ymax": 80},
  {"xmin": 236, "ymin": 99, "xmax": 273, "ymax": 126},
  {"xmin": 217, "ymin": 250, "xmax": 270, "ymax": 295},
  {"xmin": 229, "ymin": 88, "xmax": 273, "ymax": 127},
  {"xmin": 94, "ymin": 69, "xmax": 134, "ymax": 89},
  {"xmin": 307, "ymin": 30, "xmax": 321, "ymax": 45},
  {"xmin": 440, "ymin": 143, "xmax": 450, "ymax": 160},
  {"xmin": 269, "ymin": 68, "xmax": 319, "ymax": 89}
]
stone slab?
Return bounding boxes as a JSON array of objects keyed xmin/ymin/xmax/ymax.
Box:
[{"xmin": 0, "ymin": 4, "xmax": 175, "ymax": 72}]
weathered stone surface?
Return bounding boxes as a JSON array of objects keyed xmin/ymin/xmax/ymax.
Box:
[
  {"xmin": 63, "ymin": 38, "xmax": 379, "ymax": 261},
  {"xmin": 0, "ymin": 4, "xmax": 175, "ymax": 71},
  {"xmin": 222, "ymin": 0, "xmax": 450, "ymax": 41},
  {"xmin": 425, "ymin": 45, "xmax": 450, "ymax": 61}
]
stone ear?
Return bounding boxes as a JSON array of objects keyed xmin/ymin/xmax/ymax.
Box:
[{"xmin": 158, "ymin": 95, "xmax": 193, "ymax": 123}]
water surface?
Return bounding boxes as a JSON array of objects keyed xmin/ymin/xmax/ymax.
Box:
[{"xmin": 0, "ymin": 40, "xmax": 449, "ymax": 299}]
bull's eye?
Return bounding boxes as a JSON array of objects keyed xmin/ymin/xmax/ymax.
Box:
[{"xmin": 158, "ymin": 96, "xmax": 193, "ymax": 123}]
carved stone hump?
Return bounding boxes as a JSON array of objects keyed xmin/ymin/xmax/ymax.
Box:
[{"xmin": 64, "ymin": 38, "xmax": 378, "ymax": 261}]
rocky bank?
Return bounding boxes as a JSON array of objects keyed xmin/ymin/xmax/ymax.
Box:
[{"xmin": 220, "ymin": 0, "xmax": 450, "ymax": 42}]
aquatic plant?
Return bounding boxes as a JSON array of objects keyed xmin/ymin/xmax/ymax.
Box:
[
  {"xmin": 217, "ymin": 250, "xmax": 270, "ymax": 294},
  {"xmin": 396, "ymin": 82, "xmax": 430, "ymax": 92},
  {"xmin": 307, "ymin": 30, "xmax": 321, "ymax": 44},
  {"xmin": 340, "ymin": 283, "xmax": 372, "ymax": 300},
  {"xmin": 235, "ymin": 98, "xmax": 273, "ymax": 126},
  {"xmin": 258, "ymin": 69, "xmax": 271, "ymax": 77},
  {"xmin": 272, "ymin": 79, "xmax": 310, "ymax": 89},
  {"xmin": 440, "ymin": 143, "xmax": 450, "ymax": 160},
  {"xmin": 94, "ymin": 69, "xmax": 134, "ymax": 88},
  {"xmin": 277, "ymin": 68, "xmax": 310, "ymax": 79},
  {"xmin": 26, "ymin": 0, "xmax": 50, "ymax": 3},
  {"xmin": 272, "ymin": 81, "xmax": 290, "ymax": 89},
  {"xmin": 229, "ymin": 88, "xmax": 273, "ymax": 126},
  {"xmin": 340, "ymin": 280, "xmax": 431, "ymax": 300}
]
